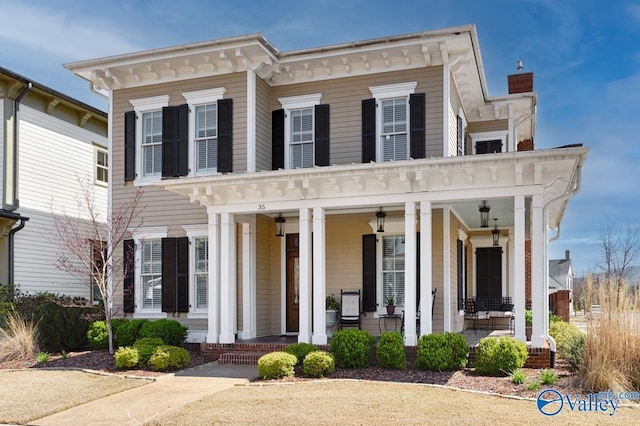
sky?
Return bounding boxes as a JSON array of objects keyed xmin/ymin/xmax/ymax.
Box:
[{"xmin": 1, "ymin": 0, "xmax": 638, "ymax": 276}]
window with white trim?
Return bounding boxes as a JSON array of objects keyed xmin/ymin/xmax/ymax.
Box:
[
  {"xmin": 129, "ymin": 95, "xmax": 169, "ymax": 183},
  {"xmin": 183, "ymin": 88, "xmax": 225, "ymax": 175},
  {"xmin": 380, "ymin": 234, "xmax": 405, "ymax": 309},
  {"xmin": 193, "ymin": 237, "xmax": 208, "ymax": 310},
  {"xmin": 94, "ymin": 146, "xmax": 108, "ymax": 185},
  {"xmin": 278, "ymin": 93, "xmax": 322, "ymax": 169},
  {"xmin": 141, "ymin": 239, "xmax": 162, "ymax": 310},
  {"xmin": 369, "ymin": 82, "xmax": 417, "ymax": 162}
]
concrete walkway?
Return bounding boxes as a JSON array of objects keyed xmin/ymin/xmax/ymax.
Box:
[{"xmin": 32, "ymin": 363, "xmax": 259, "ymax": 425}]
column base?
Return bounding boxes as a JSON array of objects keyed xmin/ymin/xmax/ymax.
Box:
[
  {"xmin": 206, "ymin": 333, "xmax": 219, "ymax": 344},
  {"xmin": 311, "ymin": 334, "xmax": 327, "ymax": 345},
  {"xmin": 298, "ymin": 333, "xmax": 311, "ymax": 343},
  {"xmin": 404, "ymin": 334, "xmax": 417, "ymax": 346},
  {"xmin": 219, "ymin": 333, "xmax": 236, "ymax": 344}
]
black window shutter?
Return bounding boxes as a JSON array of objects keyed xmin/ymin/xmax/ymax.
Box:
[
  {"xmin": 176, "ymin": 237, "xmax": 189, "ymax": 312},
  {"xmin": 176, "ymin": 104, "xmax": 189, "ymax": 176},
  {"xmin": 272, "ymin": 109, "xmax": 285, "ymax": 170},
  {"xmin": 124, "ymin": 111, "xmax": 136, "ymax": 182},
  {"xmin": 362, "ymin": 234, "xmax": 377, "ymax": 312},
  {"xmin": 314, "ymin": 104, "xmax": 330, "ymax": 166},
  {"xmin": 409, "ymin": 93, "xmax": 426, "ymax": 159},
  {"xmin": 416, "ymin": 232, "xmax": 420, "ymax": 311},
  {"xmin": 361, "ymin": 98, "xmax": 376, "ymax": 163},
  {"xmin": 161, "ymin": 238, "xmax": 177, "ymax": 313},
  {"xmin": 123, "ymin": 239, "xmax": 135, "ymax": 313},
  {"xmin": 476, "ymin": 141, "xmax": 488, "ymax": 154},
  {"xmin": 162, "ymin": 106, "xmax": 176, "ymax": 177},
  {"xmin": 217, "ymin": 99, "xmax": 233, "ymax": 172}
]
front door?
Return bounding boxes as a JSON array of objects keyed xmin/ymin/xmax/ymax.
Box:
[
  {"xmin": 476, "ymin": 247, "xmax": 502, "ymax": 299},
  {"xmin": 286, "ymin": 234, "xmax": 299, "ymax": 332}
]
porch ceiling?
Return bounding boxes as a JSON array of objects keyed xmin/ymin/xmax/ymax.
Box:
[{"xmin": 160, "ymin": 147, "xmax": 588, "ymax": 230}]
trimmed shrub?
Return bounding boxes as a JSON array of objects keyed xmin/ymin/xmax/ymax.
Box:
[
  {"xmin": 284, "ymin": 342, "xmax": 318, "ymax": 366},
  {"xmin": 376, "ymin": 332, "xmax": 405, "ymax": 369},
  {"xmin": 416, "ymin": 332, "xmax": 469, "ymax": 371},
  {"xmin": 475, "ymin": 336, "xmax": 528, "ymax": 376},
  {"xmin": 148, "ymin": 345, "xmax": 190, "ymax": 371},
  {"xmin": 133, "ymin": 337, "xmax": 164, "ymax": 367},
  {"xmin": 115, "ymin": 319, "xmax": 148, "ymax": 347},
  {"xmin": 549, "ymin": 320, "xmax": 586, "ymax": 369},
  {"xmin": 257, "ymin": 351, "xmax": 297, "ymax": 379},
  {"xmin": 303, "ymin": 351, "xmax": 335, "ymax": 378},
  {"xmin": 139, "ymin": 319, "xmax": 187, "ymax": 346},
  {"xmin": 115, "ymin": 346, "xmax": 139, "ymax": 369},
  {"xmin": 330, "ymin": 329, "xmax": 375, "ymax": 368},
  {"xmin": 87, "ymin": 321, "xmax": 109, "ymax": 349}
]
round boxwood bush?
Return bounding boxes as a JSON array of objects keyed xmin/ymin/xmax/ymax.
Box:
[
  {"xmin": 148, "ymin": 345, "xmax": 191, "ymax": 371},
  {"xmin": 376, "ymin": 332, "xmax": 406, "ymax": 369},
  {"xmin": 285, "ymin": 342, "xmax": 318, "ymax": 366},
  {"xmin": 330, "ymin": 329, "xmax": 375, "ymax": 368},
  {"xmin": 139, "ymin": 319, "xmax": 187, "ymax": 346},
  {"xmin": 115, "ymin": 346, "xmax": 139, "ymax": 369},
  {"xmin": 87, "ymin": 320, "xmax": 109, "ymax": 349},
  {"xmin": 257, "ymin": 351, "xmax": 297, "ymax": 379},
  {"xmin": 115, "ymin": 319, "xmax": 148, "ymax": 347},
  {"xmin": 475, "ymin": 336, "xmax": 528, "ymax": 376},
  {"xmin": 133, "ymin": 337, "xmax": 165, "ymax": 367},
  {"xmin": 303, "ymin": 351, "xmax": 335, "ymax": 378},
  {"xmin": 416, "ymin": 332, "xmax": 469, "ymax": 371},
  {"xmin": 550, "ymin": 322, "xmax": 586, "ymax": 369}
]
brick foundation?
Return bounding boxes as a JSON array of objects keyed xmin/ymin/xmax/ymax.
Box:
[{"xmin": 466, "ymin": 345, "xmax": 552, "ymax": 369}]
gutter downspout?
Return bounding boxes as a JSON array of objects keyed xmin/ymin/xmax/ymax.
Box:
[
  {"xmin": 7, "ymin": 82, "xmax": 32, "ymax": 212},
  {"xmin": 542, "ymin": 163, "xmax": 583, "ymax": 367},
  {"xmin": 7, "ymin": 217, "xmax": 28, "ymax": 285}
]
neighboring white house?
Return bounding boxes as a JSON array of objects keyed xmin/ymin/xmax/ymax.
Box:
[
  {"xmin": 549, "ymin": 249, "xmax": 573, "ymax": 313},
  {"xmin": 66, "ymin": 25, "xmax": 588, "ymax": 350},
  {"xmin": 0, "ymin": 67, "xmax": 108, "ymax": 299}
]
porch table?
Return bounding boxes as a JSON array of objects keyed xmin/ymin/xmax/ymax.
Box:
[{"xmin": 378, "ymin": 314, "xmax": 402, "ymax": 333}]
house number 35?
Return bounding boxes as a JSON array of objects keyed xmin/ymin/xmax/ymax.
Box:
[{"xmin": 257, "ymin": 204, "xmax": 266, "ymax": 211}]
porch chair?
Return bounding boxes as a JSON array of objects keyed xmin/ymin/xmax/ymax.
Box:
[{"xmin": 338, "ymin": 289, "xmax": 362, "ymax": 329}]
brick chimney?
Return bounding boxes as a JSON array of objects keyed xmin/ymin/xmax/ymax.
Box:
[
  {"xmin": 565, "ymin": 250, "xmax": 570, "ymax": 261},
  {"xmin": 508, "ymin": 72, "xmax": 534, "ymax": 94}
]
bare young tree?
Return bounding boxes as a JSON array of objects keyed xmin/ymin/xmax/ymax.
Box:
[
  {"xmin": 52, "ymin": 178, "xmax": 143, "ymax": 353},
  {"xmin": 596, "ymin": 222, "xmax": 640, "ymax": 283}
]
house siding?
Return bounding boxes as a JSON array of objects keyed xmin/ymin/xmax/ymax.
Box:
[
  {"xmin": 255, "ymin": 76, "xmax": 272, "ymax": 172},
  {"xmin": 255, "ymin": 214, "xmax": 275, "ymax": 336},
  {"xmin": 12, "ymin": 104, "xmax": 107, "ymax": 296},
  {"xmin": 450, "ymin": 211, "xmax": 466, "ymax": 332},
  {"xmin": 0, "ymin": 99, "xmax": 5, "ymax": 200},
  {"xmin": 467, "ymin": 119, "xmax": 508, "ymax": 134},
  {"xmin": 269, "ymin": 67, "xmax": 444, "ymax": 165}
]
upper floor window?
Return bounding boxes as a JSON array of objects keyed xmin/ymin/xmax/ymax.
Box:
[
  {"xmin": 456, "ymin": 111, "xmax": 466, "ymax": 157},
  {"xmin": 127, "ymin": 95, "xmax": 170, "ymax": 183},
  {"xmin": 275, "ymin": 93, "xmax": 327, "ymax": 170},
  {"xmin": 363, "ymin": 82, "xmax": 425, "ymax": 163},
  {"xmin": 470, "ymin": 130, "xmax": 507, "ymax": 155},
  {"xmin": 94, "ymin": 145, "xmax": 108, "ymax": 185},
  {"xmin": 183, "ymin": 88, "xmax": 226, "ymax": 175}
]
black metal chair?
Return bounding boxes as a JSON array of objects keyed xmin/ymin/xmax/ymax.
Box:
[{"xmin": 338, "ymin": 289, "xmax": 362, "ymax": 329}]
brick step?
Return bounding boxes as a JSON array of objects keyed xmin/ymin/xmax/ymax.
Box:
[{"xmin": 218, "ymin": 351, "xmax": 266, "ymax": 365}]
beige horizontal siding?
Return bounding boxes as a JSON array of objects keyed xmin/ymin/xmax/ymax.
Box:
[
  {"xmin": 467, "ymin": 119, "xmax": 508, "ymax": 134},
  {"xmin": 255, "ymin": 77, "xmax": 272, "ymax": 172}
]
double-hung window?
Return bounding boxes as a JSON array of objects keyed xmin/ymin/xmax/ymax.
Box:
[
  {"xmin": 94, "ymin": 145, "xmax": 108, "ymax": 185},
  {"xmin": 129, "ymin": 95, "xmax": 170, "ymax": 183},
  {"xmin": 183, "ymin": 224, "xmax": 209, "ymax": 316},
  {"xmin": 141, "ymin": 239, "xmax": 162, "ymax": 310},
  {"xmin": 278, "ymin": 93, "xmax": 323, "ymax": 170},
  {"xmin": 365, "ymin": 81, "xmax": 421, "ymax": 163},
  {"xmin": 183, "ymin": 88, "xmax": 226, "ymax": 175},
  {"xmin": 380, "ymin": 234, "xmax": 405, "ymax": 309},
  {"xmin": 381, "ymin": 98, "xmax": 408, "ymax": 161}
]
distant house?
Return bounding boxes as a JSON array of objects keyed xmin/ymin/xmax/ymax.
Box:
[
  {"xmin": 549, "ymin": 250, "xmax": 573, "ymax": 314},
  {"xmin": 66, "ymin": 25, "xmax": 588, "ymax": 350},
  {"xmin": 0, "ymin": 67, "xmax": 108, "ymax": 299}
]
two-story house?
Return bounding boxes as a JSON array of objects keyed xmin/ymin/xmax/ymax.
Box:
[
  {"xmin": 0, "ymin": 67, "xmax": 108, "ymax": 299},
  {"xmin": 66, "ymin": 25, "xmax": 588, "ymax": 352}
]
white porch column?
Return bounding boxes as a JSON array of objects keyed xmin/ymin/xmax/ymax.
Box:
[
  {"xmin": 443, "ymin": 207, "xmax": 451, "ymax": 332},
  {"xmin": 513, "ymin": 196, "xmax": 526, "ymax": 342},
  {"xmin": 404, "ymin": 202, "xmax": 417, "ymax": 345},
  {"xmin": 312, "ymin": 207, "xmax": 327, "ymax": 345},
  {"xmin": 206, "ymin": 211, "xmax": 220, "ymax": 343},
  {"xmin": 219, "ymin": 213, "xmax": 236, "ymax": 343},
  {"xmin": 298, "ymin": 208, "xmax": 312, "ymax": 343},
  {"xmin": 531, "ymin": 195, "xmax": 545, "ymax": 347},
  {"xmin": 241, "ymin": 220, "xmax": 257, "ymax": 340},
  {"xmin": 420, "ymin": 201, "xmax": 433, "ymax": 336}
]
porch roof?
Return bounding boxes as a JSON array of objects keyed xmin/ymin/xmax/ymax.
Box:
[{"xmin": 160, "ymin": 146, "xmax": 588, "ymax": 229}]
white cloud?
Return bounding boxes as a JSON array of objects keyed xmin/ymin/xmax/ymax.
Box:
[{"xmin": 0, "ymin": 2, "xmax": 141, "ymax": 61}]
